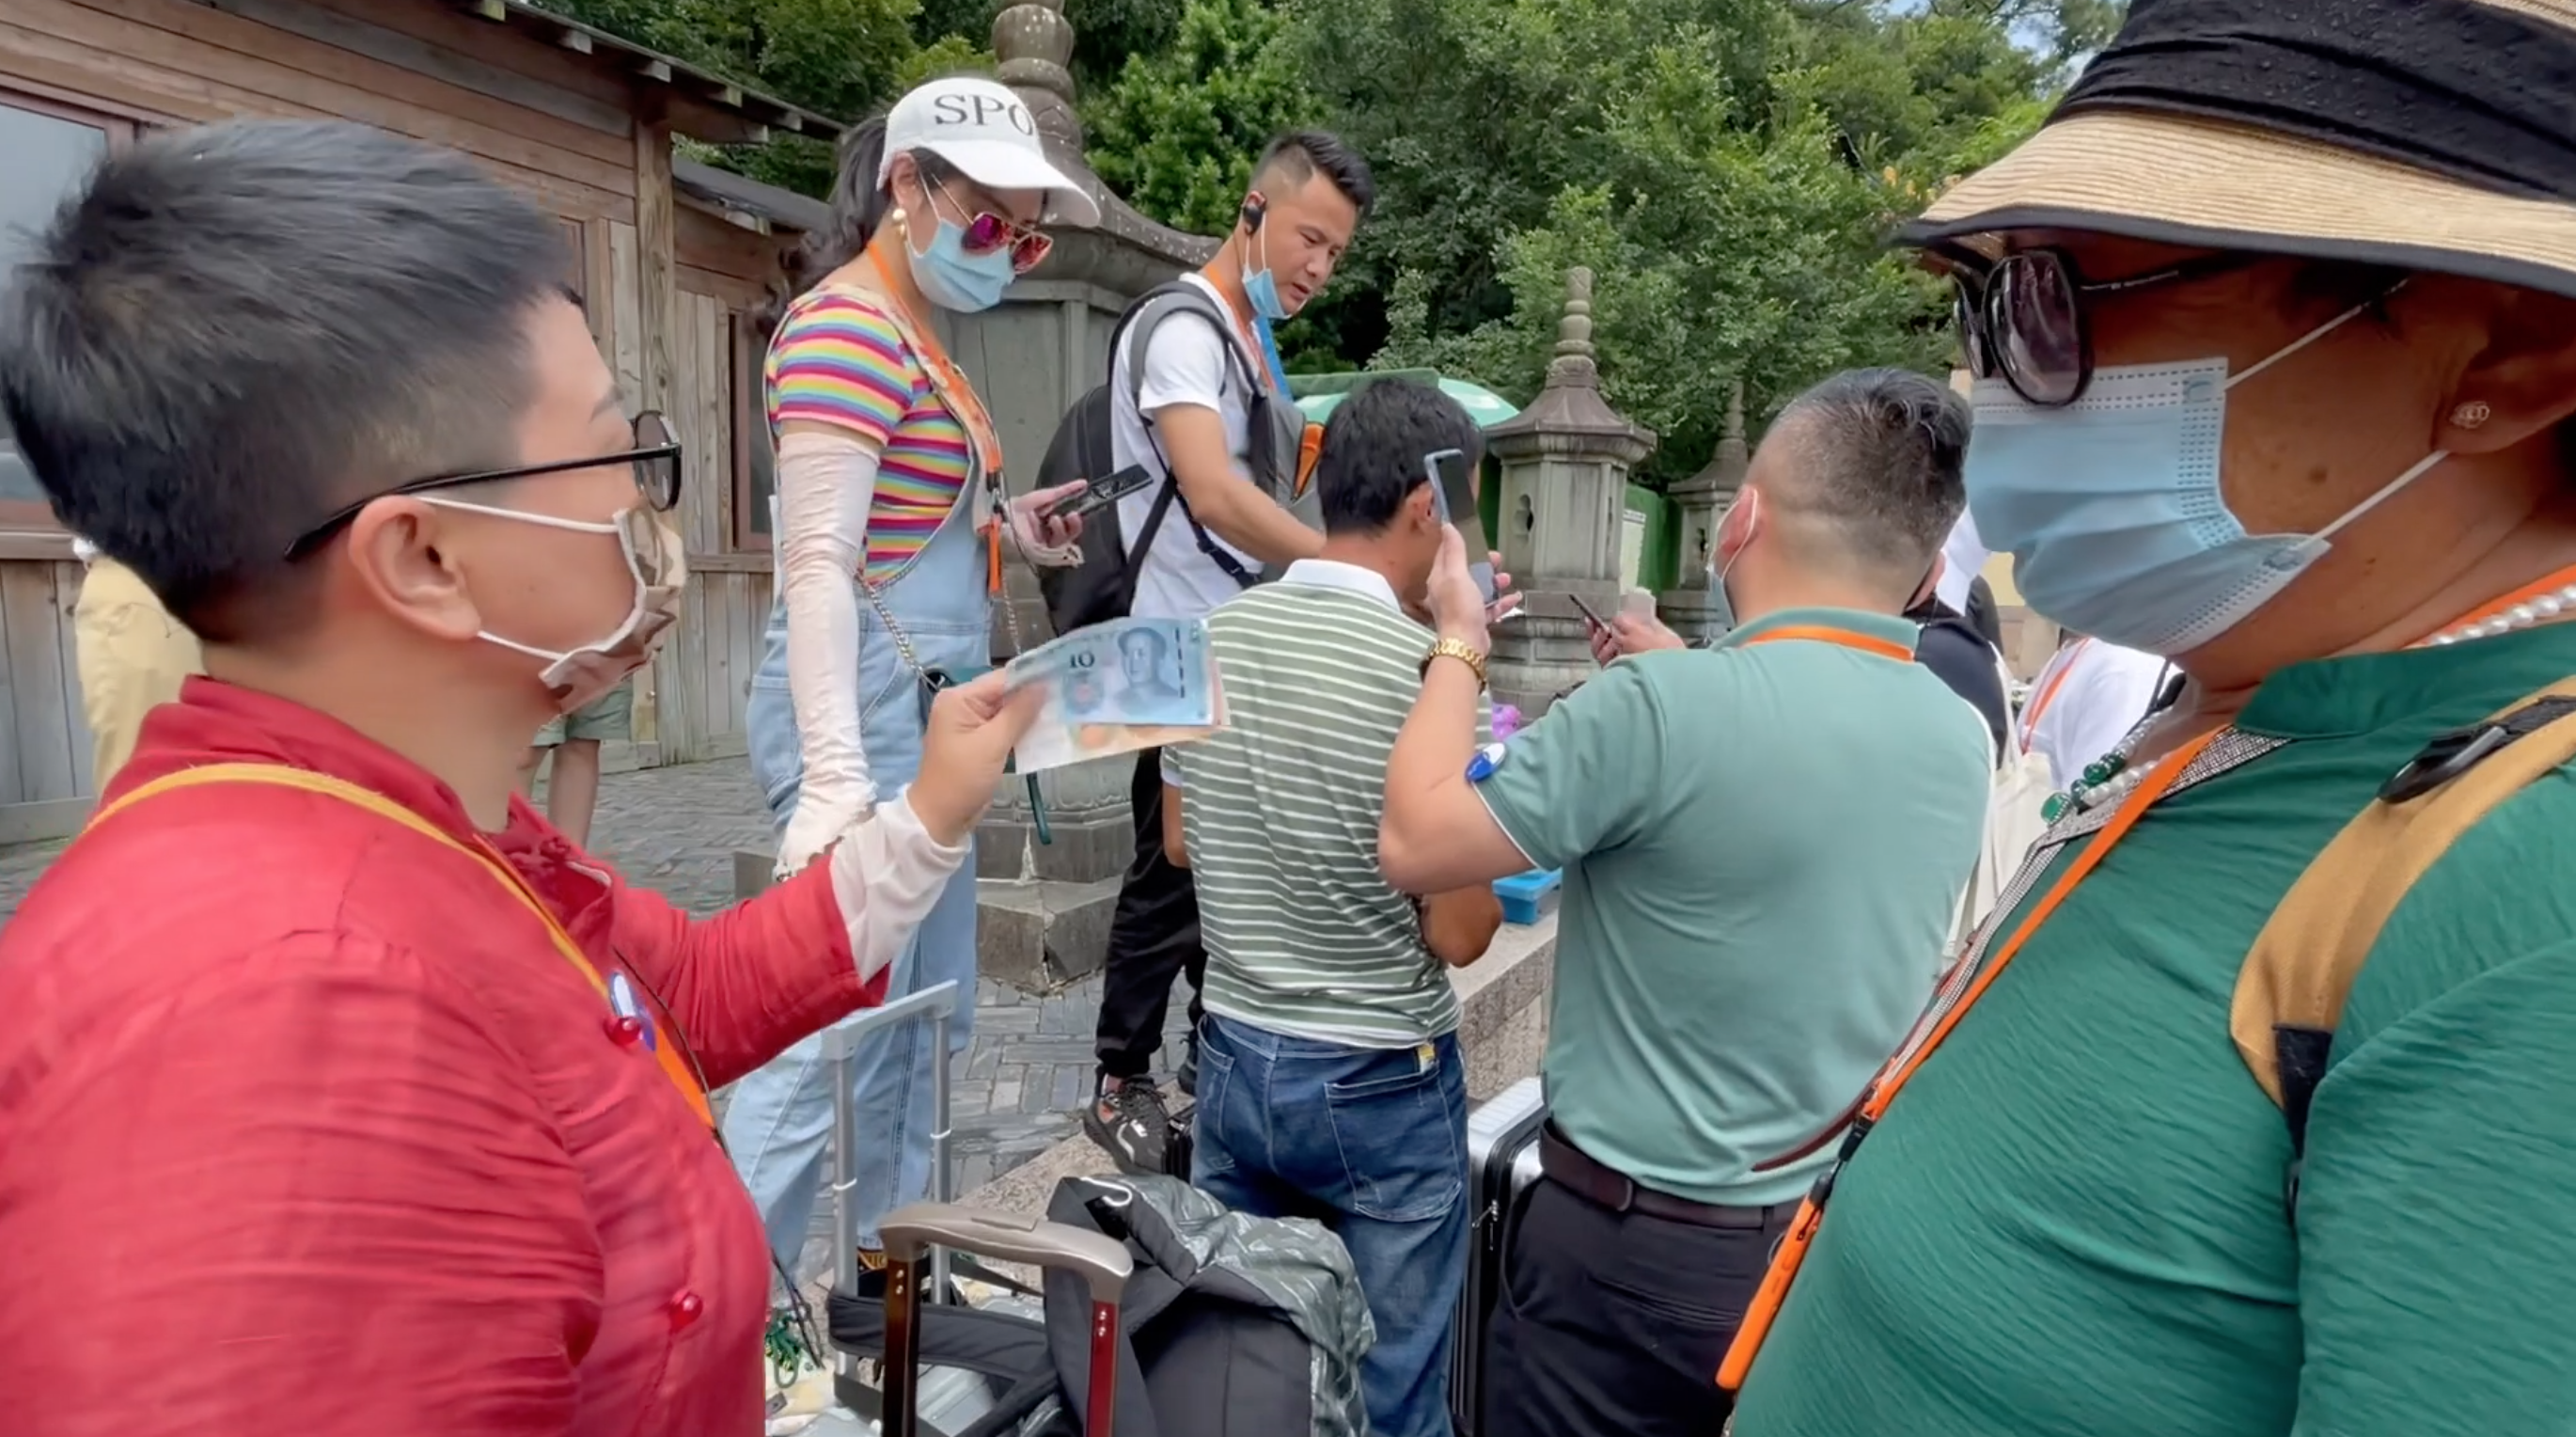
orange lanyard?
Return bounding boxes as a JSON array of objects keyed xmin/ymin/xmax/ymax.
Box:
[
  {"xmin": 863, "ymin": 253, "xmax": 1009, "ymax": 594},
  {"xmin": 1720, "ymin": 559, "xmax": 2576, "ymax": 1393},
  {"xmin": 2017, "ymin": 638, "xmax": 2089, "ymax": 752},
  {"xmin": 85, "ymin": 763, "xmax": 716, "ymax": 1129},
  {"xmin": 1737, "ymin": 624, "xmax": 1916, "ymax": 663}
]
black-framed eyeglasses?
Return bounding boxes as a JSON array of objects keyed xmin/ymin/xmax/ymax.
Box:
[
  {"xmin": 284, "ymin": 411, "xmax": 683, "ymax": 559},
  {"xmin": 1935, "ymin": 245, "xmax": 2268, "ymax": 408}
]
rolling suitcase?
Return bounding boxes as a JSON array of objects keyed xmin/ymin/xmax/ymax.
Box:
[
  {"xmin": 879, "ymin": 1202, "xmax": 1134, "ymax": 1437},
  {"xmin": 1451, "ymin": 1076, "xmax": 1547, "ymax": 1437}
]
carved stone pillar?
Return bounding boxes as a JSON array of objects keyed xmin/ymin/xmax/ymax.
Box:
[
  {"xmin": 1658, "ymin": 379, "xmax": 1748, "ymax": 643},
  {"xmin": 1483, "ymin": 268, "xmax": 1657, "ymax": 718}
]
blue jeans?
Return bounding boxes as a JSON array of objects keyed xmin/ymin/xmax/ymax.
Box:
[
  {"xmin": 724, "ymin": 490, "xmax": 984, "ymax": 1271},
  {"xmin": 1191, "ymin": 1013, "xmax": 1469, "ymax": 1437}
]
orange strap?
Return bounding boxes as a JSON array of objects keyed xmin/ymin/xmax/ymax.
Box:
[
  {"xmin": 861, "ymin": 255, "xmax": 1011, "ymax": 595},
  {"xmin": 1738, "ymin": 624, "xmax": 1915, "ymax": 664},
  {"xmin": 86, "ymin": 763, "xmax": 716, "ymax": 1129},
  {"xmin": 2017, "ymin": 638, "xmax": 2089, "ymax": 752},
  {"xmin": 1719, "ymin": 728, "xmax": 2220, "ymax": 1391}
]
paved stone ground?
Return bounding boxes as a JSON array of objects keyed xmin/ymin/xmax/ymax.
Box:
[{"xmin": 0, "ymin": 756, "xmax": 1189, "ymax": 1209}]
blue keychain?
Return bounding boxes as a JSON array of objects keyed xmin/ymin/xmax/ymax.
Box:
[{"xmin": 1464, "ymin": 742, "xmax": 1508, "ymax": 783}]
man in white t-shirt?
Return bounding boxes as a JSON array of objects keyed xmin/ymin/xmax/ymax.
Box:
[
  {"xmin": 2016, "ymin": 632, "xmax": 2175, "ymax": 791},
  {"xmin": 1084, "ymin": 131, "xmax": 1374, "ymax": 1175}
]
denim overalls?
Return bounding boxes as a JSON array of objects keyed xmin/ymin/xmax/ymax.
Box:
[{"xmin": 724, "ymin": 330, "xmax": 988, "ymax": 1269}]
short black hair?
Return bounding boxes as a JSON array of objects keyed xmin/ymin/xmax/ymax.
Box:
[
  {"xmin": 1765, "ymin": 368, "xmax": 1971, "ymax": 580},
  {"xmin": 1312, "ymin": 377, "xmax": 1480, "ymax": 536},
  {"xmin": 0, "ymin": 119, "xmax": 569, "ymax": 641},
  {"xmin": 1253, "ymin": 131, "xmax": 1375, "ymax": 218}
]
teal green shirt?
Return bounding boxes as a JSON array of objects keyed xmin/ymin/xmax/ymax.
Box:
[
  {"xmin": 1475, "ymin": 608, "xmax": 1988, "ymax": 1207},
  {"xmin": 1733, "ymin": 622, "xmax": 2576, "ymax": 1437}
]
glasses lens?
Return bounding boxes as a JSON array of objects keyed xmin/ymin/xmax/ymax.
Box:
[
  {"xmin": 632, "ymin": 412, "xmax": 680, "ymax": 511},
  {"xmin": 960, "ymin": 213, "xmax": 1011, "ymax": 256},
  {"xmin": 1012, "ymin": 231, "xmax": 1052, "ymax": 275},
  {"xmin": 1991, "ymin": 255, "xmax": 2083, "ymax": 405}
]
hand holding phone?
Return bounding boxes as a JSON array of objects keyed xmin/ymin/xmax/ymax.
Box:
[
  {"xmin": 1423, "ymin": 448, "xmax": 1495, "ymax": 603},
  {"xmin": 1051, "ymin": 465, "xmax": 1154, "ymax": 520}
]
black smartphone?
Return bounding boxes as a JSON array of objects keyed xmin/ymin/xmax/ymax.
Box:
[
  {"xmin": 1567, "ymin": 592, "xmax": 1610, "ymax": 634},
  {"xmin": 1423, "ymin": 448, "xmax": 1495, "ymax": 602},
  {"xmin": 1051, "ymin": 464, "xmax": 1154, "ymax": 520}
]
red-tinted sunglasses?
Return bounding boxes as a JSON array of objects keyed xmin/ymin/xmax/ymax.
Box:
[{"xmin": 939, "ymin": 185, "xmax": 1052, "ymax": 274}]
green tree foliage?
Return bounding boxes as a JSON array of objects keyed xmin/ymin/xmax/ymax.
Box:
[
  {"xmin": 1277, "ymin": 0, "xmax": 2118, "ymax": 482},
  {"xmin": 1082, "ymin": 0, "xmax": 1324, "ymax": 237},
  {"xmin": 552, "ymin": 0, "xmax": 992, "ymax": 196}
]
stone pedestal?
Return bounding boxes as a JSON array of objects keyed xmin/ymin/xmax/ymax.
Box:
[
  {"xmin": 973, "ymin": 752, "xmax": 1134, "ymax": 987},
  {"xmin": 1483, "ymin": 268, "xmax": 1657, "ymax": 718}
]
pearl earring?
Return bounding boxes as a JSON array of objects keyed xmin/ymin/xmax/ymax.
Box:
[{"xmin": 2452, "ymin": 401, "xmax": 2492, "ymax": 429}]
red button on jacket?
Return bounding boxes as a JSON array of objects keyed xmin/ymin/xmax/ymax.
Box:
[{"xmin": 0, "ymin": 680, "xmax": 888, "ymax": 1436}]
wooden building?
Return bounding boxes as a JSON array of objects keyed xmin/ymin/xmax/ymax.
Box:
[{"xmin": 0, "ymin": 0, "xmax": 842, "ymax": 840}]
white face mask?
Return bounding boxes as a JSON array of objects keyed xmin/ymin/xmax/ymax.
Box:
[{"xmin": 422, "ymin": 498, "xmax": 688, "ymax": 713}]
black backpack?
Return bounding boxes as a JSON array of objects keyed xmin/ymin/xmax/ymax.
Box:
[{"xmin": 1035, "ymin": 282, "xmax": 1314, "ymax": 636}]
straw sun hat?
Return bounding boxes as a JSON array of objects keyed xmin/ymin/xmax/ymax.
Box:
[{"xmin": 1899, "ymin": 0, "xmax": 2576, "ymax": 300}]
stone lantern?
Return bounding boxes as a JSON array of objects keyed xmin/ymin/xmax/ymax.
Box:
[
  {"xmin": 1482, "ymin": 267, "xmax": 1657, "ymax": 717},
  {"xmin": 1657, "ymin": 379, "xmax": 1749, "ymax": 643}
]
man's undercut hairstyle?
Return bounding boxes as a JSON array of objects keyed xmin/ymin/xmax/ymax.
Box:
[
  {"xmin": 1313, "ymin": 378, "xmax": 1479, "ymax": 537},
  {"xmin": 1252, "ymin": 131, "xmax": 1375, "ymax": 218},
  {"xmin": 1765, "ymin": 368, "xmax": 1971, "ymax": 583},
  {"xmin": 0, "ymin": 118, "xmax": 573, "ymax": 642}
]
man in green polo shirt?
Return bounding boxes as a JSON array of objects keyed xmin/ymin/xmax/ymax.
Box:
[{"xmin": 1380, "ymin": 368, "xmax": 1989, "ymax": 1437}]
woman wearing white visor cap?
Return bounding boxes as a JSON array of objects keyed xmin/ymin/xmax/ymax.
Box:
[
  {"xmin": 1721, "ymin": 2, "xmax": 2576, "ymax": 1435},
  {"xmin": 725, "ymin": 75, "xmax": 1099, "ymax": 1349}
]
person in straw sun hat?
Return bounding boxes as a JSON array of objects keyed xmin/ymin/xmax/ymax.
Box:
[{"xmin": 1717, "ymin": 2, "xmax": 2576, "ymax": 1434}]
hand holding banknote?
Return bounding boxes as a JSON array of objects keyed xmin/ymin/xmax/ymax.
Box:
[{"xmin": 1004, "ymin": 617, "xmax": 1225, "ymax": 773}]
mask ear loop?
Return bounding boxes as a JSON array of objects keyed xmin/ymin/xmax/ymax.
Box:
[
  {"xmin": 2312, "ymin": 448, "xmax": 2451, "ymax": 545},
  {"xmin": 2227, "ymin": 278, "xmax": 2411, "ymax": 390}
]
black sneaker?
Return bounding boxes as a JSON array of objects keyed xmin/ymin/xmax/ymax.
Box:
[{"xmin": 1082, "ymin": 1079, "xmax": 1173, "ymax": 1176}]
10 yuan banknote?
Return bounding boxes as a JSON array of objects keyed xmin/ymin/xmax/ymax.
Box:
[{"xmin": 1004, "ymin": 616, "xmax": 1225, "ymax": 773}]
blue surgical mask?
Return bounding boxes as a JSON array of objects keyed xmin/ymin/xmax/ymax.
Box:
[
  {"xmin": 1965, "ymin": 293, "xmax": 2442, "ymax": 655},
  {"xmin": 1243, "ymin": 227, "xmax": 1290, "ymax": 323},
  {"xmin": 908, "ymin": 214, "xmax": 1014, "ymax": 313}
]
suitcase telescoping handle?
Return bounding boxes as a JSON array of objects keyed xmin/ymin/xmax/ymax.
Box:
[
  {"xmin": 879, "ymin": 1206, "xmax": 1133, "ymax": 1437},
  {"xmin": 824, "ymin": 981, "xmax": 962, "ymax": 1305}
]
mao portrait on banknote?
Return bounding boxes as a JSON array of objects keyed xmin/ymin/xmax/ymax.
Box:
[{"xmin": 1007, "ymin": 616, "xmax": 1223, "ymax": 772}]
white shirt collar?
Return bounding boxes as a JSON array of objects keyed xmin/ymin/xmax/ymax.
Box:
[{"xmin": 1279, "ymin": 558, "xmax": 1404, "ymax": 613}]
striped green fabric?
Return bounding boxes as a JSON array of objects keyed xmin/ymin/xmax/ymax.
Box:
[{"xmin": 1165, "ymin": 571, "xmax": 1479, "ymax": 1047}]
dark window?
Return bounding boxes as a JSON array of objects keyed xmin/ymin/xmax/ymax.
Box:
[
  {"xmin": 731, "ymin": 310, "xmax": 774, "ymax": 551},
  {"xmin": 0, "ymin": 90, "xmax": 135, "ymax": 530}
]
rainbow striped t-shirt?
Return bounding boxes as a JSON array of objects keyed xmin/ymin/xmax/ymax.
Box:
[{"xmin": 765, "ymin": 290, "xmax": 971, "ymax": 583}]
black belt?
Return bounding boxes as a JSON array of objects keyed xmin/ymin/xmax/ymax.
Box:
[{"xmin": 1538, "ymin": 1123, "xmax": 1798, "ymax": 1231}]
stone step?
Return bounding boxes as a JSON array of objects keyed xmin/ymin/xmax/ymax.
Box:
[{"xmin": 973, "ymin": 876, "xmax": 1122, "ymax": 990}]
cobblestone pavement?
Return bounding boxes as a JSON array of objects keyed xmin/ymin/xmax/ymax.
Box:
[{"xmin": 0, "ymin": 756, "xmax": 1187, "ymax": 1207}]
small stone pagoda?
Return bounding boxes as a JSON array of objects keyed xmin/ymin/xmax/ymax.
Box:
[
  {"xmin": 1658, "ymin": 380, "xmax": 1750, "ymax": 643},
  {"xmin": 1482, "ymin": 267, "xmax": 1657, "ymax": 717}
]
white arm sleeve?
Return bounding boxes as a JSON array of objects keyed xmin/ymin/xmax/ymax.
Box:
[
  {"xmin": 827, "ymin": 793, "xmax": 971, "ymax": 982},
  {"xmin": 776, "ymin": 429, "xmax": 884, "ymax": 874}
]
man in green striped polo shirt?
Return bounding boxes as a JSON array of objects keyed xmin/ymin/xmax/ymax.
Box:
[{"xmin": 1162, "ymin": 378, "xmax": 1505, "ymax": 1437}]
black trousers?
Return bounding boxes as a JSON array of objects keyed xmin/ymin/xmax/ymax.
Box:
[
  {"xmin": 1092, "ymin": 747, "xmax": 1204, "ymax": 1082},
  {"xmin": 1484, "ymin": 1177, "xmax": 1793, "ymax": 1437}
]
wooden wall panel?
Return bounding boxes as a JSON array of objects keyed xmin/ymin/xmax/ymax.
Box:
[
  {"xmin": 0, "ymin": 561, "xmax": 87, "ymax": 808},
  {"xmin": 8, "ymin": 0, "xmax": 637, "ymax": 222}
]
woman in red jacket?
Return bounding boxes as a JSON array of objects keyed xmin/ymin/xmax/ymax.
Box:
[{"xmin": 0, "ymin": 119, "xmax": 1038, "ymax": 1434}]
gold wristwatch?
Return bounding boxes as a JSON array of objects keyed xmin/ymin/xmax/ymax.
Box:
[{"xmin": 1422, "ymin": 636, "xmax": 1489, "ymax": 687}]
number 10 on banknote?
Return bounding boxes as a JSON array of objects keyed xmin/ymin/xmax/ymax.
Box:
[{"xmin": 1004, "ymin": 616, "xmax": 1226, "ymax": 773}]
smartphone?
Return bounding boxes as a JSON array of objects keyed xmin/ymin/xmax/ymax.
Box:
[
  {"xmin": 1422, "ymin": 448, "xmax": 1496, "ymax": 603},
  {"xmin": 1566, "ymin": 592, "xmax": 1611, "ymax": 634},
  {"xmin": 1050, "ymin": 464, "xmax": 1154, "ymax": 520}
]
